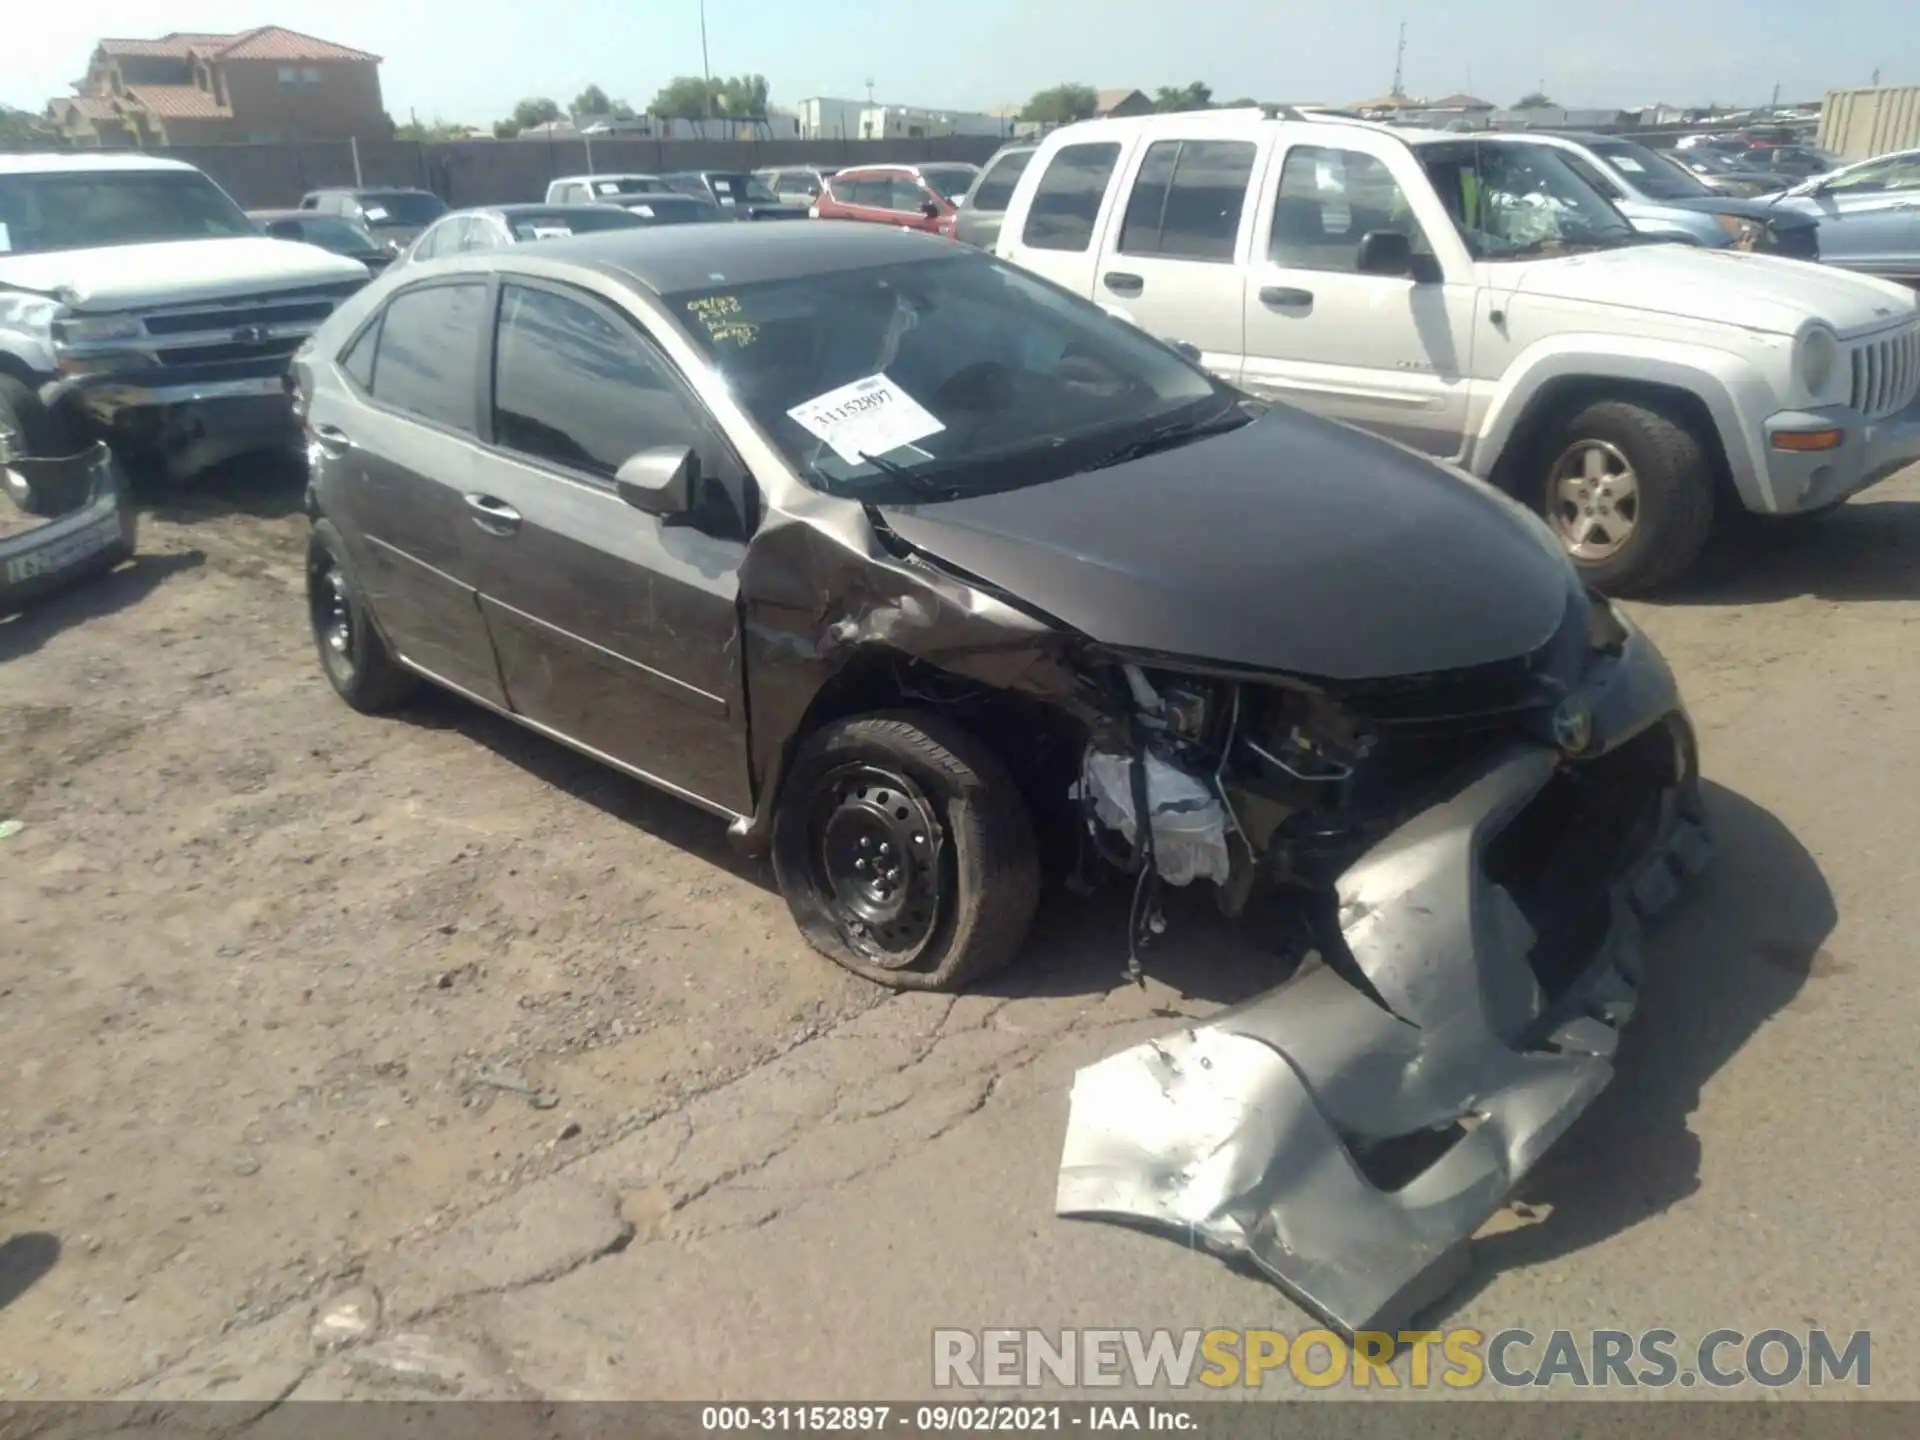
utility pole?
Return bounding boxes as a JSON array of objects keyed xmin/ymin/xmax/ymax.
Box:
[
  {"xmin": 1771, "ymin": 80, "xmax": 1780, "ymax": 106},
  {"xmin": 1871, "ymin": 67, "xmax": 1881, "ymax": 86},
  {"xmin": 1391, "ymin": 21, "xmax": 1406, "ymax": 97},
  {"xmin": 699, "ymin": 0, "xmax": 713, "ymax": 126}
]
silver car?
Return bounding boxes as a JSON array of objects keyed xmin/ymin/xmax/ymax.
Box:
[
  {"xmin": 1764, "ymin": 148, "xmax": 1920, "ymax": 285},
  {"xmin": 1517, "ymin": 133, "xmax": 1818, "ymax": 257}
]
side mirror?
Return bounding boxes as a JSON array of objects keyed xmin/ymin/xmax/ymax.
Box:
[
  {"xmin": 920, "ymin": 199, "xmax": 942, "ymax": 220},
  {"xmin": 1355, "ymin": 229, "xmax": 1415, "ymax": 277},
  {"xmin": 1166, "ymin": 338, "xmax": 1202, "ymax": 362},
  {"xmin": 616, "ymin": 445, "xmax": 697, "ymax": 516}
]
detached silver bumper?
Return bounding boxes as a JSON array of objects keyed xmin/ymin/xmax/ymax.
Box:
[
  {"xmin": 1, "ymin": 443, "xmax": 136, "ymax": 609},
  {"xmin": 1057, "ymin": 709, "xmax": 1709, "ymax": 1337}
]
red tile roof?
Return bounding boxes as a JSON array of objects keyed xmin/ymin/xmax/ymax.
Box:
[
  {"xmin": 57, "ymin": 96, "xmax": 126, "ymax": 120},
  {"xmin": 97, "ymin": 27, "xmax": 379, "ymax": 64},
  {"xmin": 125, "ymin": 84, "xmax": 234, "ymax": 119},
  {"xmin": 215, "ymin": 27, "xmax": 381, "ymax": 63}
]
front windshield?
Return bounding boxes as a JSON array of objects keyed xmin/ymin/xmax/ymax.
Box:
[
  {"xmin": 592, "ymin": 177, "xmax": 671, "ymax": 197},
  {"xmin": 667, "ymin": 253, "xmax": 1237, "ymax": 501},
  {"xmin": 0, "ymin": 170, "xmax": 255, "ymax": 254},
  {"xmin": 1418, "ymin": 140, "xmax": 1637, "ymax": 259},
  {"xmin": 709, "ymin": 173, "xmax": 781, "ymax": 205},
  {"xmin": 1590, "ymin": 140, "xmax": 1712, "ymax": 199},
  {"xmin": 625, "ymin": 198, "xmax": 723, "ymax": 224},
  {"xmin": 359, "ymin": 191, "xmax": 446, "ymax": 226},
  {"xmin": 919, "ymin": 167, "xmax": 979, "ymax": 202},
  {"xmin": 507, "ymin": 209, "xmax": 643, "ymax": 240}
]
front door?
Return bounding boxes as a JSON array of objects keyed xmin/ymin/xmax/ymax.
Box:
[
  {"xmin": 466, "ymin": 279, "xmax": 752, "ymax": 816},
  {"xmin": 1089, "ymin": 134, "xmax": 1266, "ymax": 383},
  {"xmin": 1001, "ymin": 139, "xmax": 1131, "ymax": 297},
  {"xmin": 1240, "ymin": 134, "xmax": 1480, "ymax": 462},
  {"xmin": 322, "ymin": 278, "xmax": 507, "ymax": 706},
  {"xmin": 1811, "ymin": 153, "xmax": 1920, "ymax": 279}
]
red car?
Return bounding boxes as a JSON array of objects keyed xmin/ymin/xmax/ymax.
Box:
[{"xmin": 812, "ymin": 163, "xmax": 980, "ymax": 234}]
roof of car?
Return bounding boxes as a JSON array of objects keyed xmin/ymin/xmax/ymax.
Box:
[
  {"xmin": 482, "ymin": 202, "xmax": 635, "ymax": 216},
  {"xmin": 306, "ymin": 186, "xmax": 435, "ymax": 196},
  {"xmin": 530, "ymin": 221, "xmax": 961, "ymax": 295},
  {"xmin": 0, "ymin": 151, "xmax": 198, "ymax": 176},
  {"xmin": 549, "ymin": 173, "xmax": 663, "ymax": 184}
]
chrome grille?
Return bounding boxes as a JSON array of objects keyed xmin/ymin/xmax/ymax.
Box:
[{"xmin": 1849, "ymin": 324, "xmax": 1920, "ymax": 419}]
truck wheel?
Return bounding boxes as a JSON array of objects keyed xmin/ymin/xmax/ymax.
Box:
[
  {"xmin": 772, "ymin": 712, "xmax": 1040, "ymax": 992},
  {"xmin": 307, "ymin": 519, "xmax": 419, "ymax": 713},
  {"xmin": 0, "ymin": 375, "xmax": 86, "ymax": 462},
  {"xmin": 1539, "ymin": 398, "xmax": 1715, "ymax": 595}
]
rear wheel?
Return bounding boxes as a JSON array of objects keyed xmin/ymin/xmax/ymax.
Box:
[
  {"xmin": 307, "ymin": 519, "xmax": 418, "ymax": 713},
  {"xmin": 772, "ymin": 712, "xmax": 1039, "ymax": 991},
  {"xmin": 1538, "ymin": 398, "xmax": 1716, "ymax": 595}
]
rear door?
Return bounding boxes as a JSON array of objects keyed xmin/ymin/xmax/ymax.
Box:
[
  {"xmin": 1000, "ymin": 139, "xmax": 1130, "ymax": 297},
  {"xmin": 466, "ymin": 279, "xmax": 753, "ymax": 815},
  {"xmin": 1090, "ymin": 135, "xmax": 1264, "ymax": 382},
  {"xmin": 321, "ymin": 278, "xmax": 507, "ymax": 705},
  {"xmin": 1240, "ymin": 131, "xmax": 1480, "ymax": 461}
]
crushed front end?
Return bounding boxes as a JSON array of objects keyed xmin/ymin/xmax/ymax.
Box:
[
  {"xmin": 1, "ymin": 437, "xmax": 135, "ymax": 611},
  {"xmin": 1056, "ymin": 582, "xmax": 1710, "ymax": 1335}
]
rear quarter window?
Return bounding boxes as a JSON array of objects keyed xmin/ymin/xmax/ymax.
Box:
[
  {"xmin": 971, "ymin": 150, "xmax": 1035, "ymax": 212},
  {"xmin": 1021, "ymin": 142, "xmax": 1122, "ymax": 252}
]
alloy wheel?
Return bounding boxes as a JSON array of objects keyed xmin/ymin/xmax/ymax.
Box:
[{"xmin": 1548, "ymin": 439, "xmax": 1640, "ymax": 561}]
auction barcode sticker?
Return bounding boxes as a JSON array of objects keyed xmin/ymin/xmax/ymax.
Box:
[{"xmin": 787, "ymin": 373, "xmax": 945, "ymax": 465}]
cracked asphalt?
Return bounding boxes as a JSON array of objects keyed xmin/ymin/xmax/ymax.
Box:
[{"xmin": 3, "ymin": 462, "xmax": 1919, "ymax": 1405}]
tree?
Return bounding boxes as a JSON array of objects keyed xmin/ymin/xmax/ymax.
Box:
[
  {"xmin": 714, "ymin": 73, "xmax": 770, "ymax": 116},
  {"xmin": 1021, "ymin": 84, "xmax": 1098, "ymax": 125},
  {"xmin": 1224, "ymin": 96, "xmax": 1261, "ymax": 109},
  {"xmin": 0, "ymin": 104, "xmax": 54, "ymax": 145},
  {"xmin": 649, "ymin": 75, "xmax": 717, "ymax": 119},
  {"xmin": 493, "ymin": 118, "xmax": 522, "ymax": 139},
  {"xmin": 396, "ymin": 117, "xmax": 471, "ymax": 142},
  {"xmin": 1516, "ymin": 91, "xmax": 1556, "ymax": 109},
  {"xmin": 573, "ymin": 84, "xmax": 612, "ymax": 117},
  {"xmin": 1153, "ymin": 82, "xmax": 1213, "ymax": 113},
  {"xmin": 511, "ymin": 96, "xmax": 563, "ymax": 130}
]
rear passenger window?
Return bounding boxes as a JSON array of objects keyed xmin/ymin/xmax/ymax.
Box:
[
  {"xmin": 971, "ymin": 150, "xmax": 1034, "ymax": 211},
  {"xmin": 1118, "ymin": 139, "xmax": 1256, "ymax": 261},
  {"xmin": 889, "ymin": 177, "xmax": 929, "ymax": 211},
  {"xmin": 368, "ymin": 282, "xmax": 486, "ymax": 432},
  {"xmin": 492, "ymin": 284, "xmax": 705, "ymax": 478},
  {"xmin": 1021, "ymin": 142, "xmax": 1121, "ymax": 252},
  {"xmin": 1270, "ymin": 146, "xmax": 1428, "ymax": 273}
]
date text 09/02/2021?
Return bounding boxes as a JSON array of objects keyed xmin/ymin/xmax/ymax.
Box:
[{"xmin": 700, "ymin": 1406, "xmax": 1195, "ymax": 1432}]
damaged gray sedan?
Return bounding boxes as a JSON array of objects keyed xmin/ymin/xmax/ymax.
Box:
[{"xmin": 296, "ymin": 225, "xmax": 1708, "ymax": 1328}]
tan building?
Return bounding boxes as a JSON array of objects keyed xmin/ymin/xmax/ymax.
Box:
[
  {"xmin": 1093, "ymin": 88, "xmax": 1155, "ymax": 119},
  {"xmin": 47, "ymin": 26, "xmax": 389, "ymax": 146}
]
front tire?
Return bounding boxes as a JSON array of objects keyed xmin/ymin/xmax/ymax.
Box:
[
  {"xmin": 307, "ymin": 518, "xmax": 419, "ymax": 713},
  {"xmin": 1539, "ymin": 398, "xmax": 1716, "ymax": 595},
  {"xmin": 772, "ymin": 712, "xmax": 1040, "ymax": 991}
]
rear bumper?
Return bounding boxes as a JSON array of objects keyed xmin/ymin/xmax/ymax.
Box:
[{"xmin": 0, "ymin": 444, "xmax": 137, "ymax": 609}]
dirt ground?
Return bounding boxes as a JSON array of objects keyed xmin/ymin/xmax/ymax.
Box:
[{"xmin": 3, "ymin": 460, "xmax": 1919, "ymax": 1401}]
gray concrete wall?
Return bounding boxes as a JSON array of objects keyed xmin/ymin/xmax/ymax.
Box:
[{"xmin": 7, "ymin": 135, "xmax": 1012, "ymax": 208}]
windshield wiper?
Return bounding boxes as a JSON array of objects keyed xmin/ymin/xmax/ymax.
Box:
[
  {"xmin": 853, "ymin": 449, "xmax": 961, "ymax": 501},
  {"xmin": 1084, "ymin": 404, "xmax": 1252, "ymax": 471}
]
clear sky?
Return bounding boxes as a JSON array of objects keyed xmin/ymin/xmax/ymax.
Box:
[{"xmin": 1, "ymin": 0, "xmax": 1904, "ymax": 124}]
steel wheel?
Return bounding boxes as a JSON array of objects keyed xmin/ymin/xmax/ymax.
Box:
[
  {"xmin": 807, "ymin": 763, "xmax": 946, "ymax": 967},
  {"xmin": 1548, "ymin": 439, "xmax": 1640, "ymax": 561},
  {"xmin": 310, "ymin": 553, "xmax": 357, "ymax": 678}
]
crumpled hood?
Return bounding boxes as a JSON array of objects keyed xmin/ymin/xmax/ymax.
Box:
[
  {"xmin": 876, "ymin": 406, "xmax": 1576, "ymax": 682},
  {"xmin": 1510, "ymin": 244, "xmax": 1919, "ymax": 337},
  {"xmin": 0, "ymin": 237, "xmax": 368, "ymax": 311}
]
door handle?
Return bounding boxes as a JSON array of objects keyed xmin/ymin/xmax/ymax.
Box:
[
  {"xmin": 1260, "ymin": 286, "xmax": 1315, "ymax": 308},
  {"xmin": 1103, "ymin": 271, "xmax": 1144, "ymax": 296},
  {"xmin": 311, "ymin": 424, "xmax": 353, "ymax": 456},
  {"xmin": 463, "ymin": 493, "xmax": 521, "ymax": 535}
]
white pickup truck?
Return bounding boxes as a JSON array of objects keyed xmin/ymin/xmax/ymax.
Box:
[
  {"xmin": 0, "ymin": 152, "xmax": 371, "ymax": 481},
  {"xmin": 995, "ymin": 108, "xmax": 1920, "ymax": 592}
]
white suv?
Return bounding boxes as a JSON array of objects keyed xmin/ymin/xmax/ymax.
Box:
[{"xmin": 995, "ymin": 108, "xmax": 1920, "ymax": 591}]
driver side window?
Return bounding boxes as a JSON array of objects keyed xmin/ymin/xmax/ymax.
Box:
[
  {"xmin": 1269, "ymin": 145, "xmax": 1428, "ymax": 273},
  {"xmin": 1825, "ymin": 157, "xmax": 1920, "ymax": 193}
]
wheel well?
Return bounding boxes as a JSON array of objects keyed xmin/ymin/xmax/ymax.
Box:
[
  {"xmin": 780, "ymin": 651, "xmax": 1088, "ymax": 851},
  {"xmin": 1489, "ymin": 376, "xmax": 1734, "ymax": 506},
  {"xmin": 0, "ymin": 353, "xmax": 44, "ymax": 387}
]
